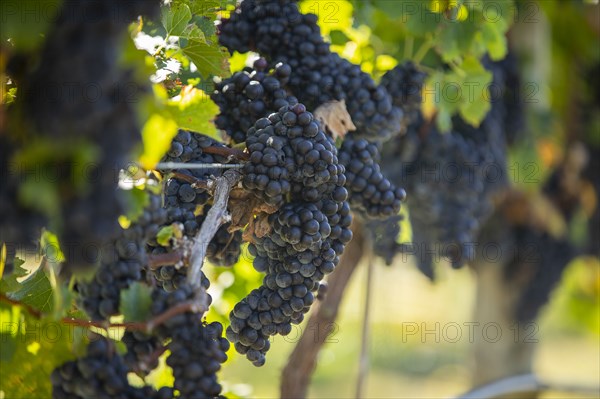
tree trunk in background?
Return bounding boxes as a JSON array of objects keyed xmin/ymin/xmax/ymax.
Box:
[
  {"xmin": 471, "ymin": 261, "xmax": 538, "ymax": 398},
  {"xmin": 280, "ymin": 226, "xmax": 364, "ymax": 399}
]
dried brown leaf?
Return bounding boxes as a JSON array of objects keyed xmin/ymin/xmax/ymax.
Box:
[{"xmin": 314, "ymin": 100, "xmax": 356, "ymax": 140}]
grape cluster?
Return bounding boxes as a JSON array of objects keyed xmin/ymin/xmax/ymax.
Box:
[
  {"xmin": 380, "ymin": 61, "xmax": 427, "ymax": 126},
  {"xmin": 228, "ymin": 104, "xmax": 352, "ymax": 365},
  {"xmin": 218, "ymin": 0, "xmax": 403, "ymax": 141},
  {"xmin": 16, "ymin": 0, "xmax": 159, "ymax": 273},
  {"xmin": 122, "ymin": 331, "xmax": 162, "ymax": 375},
  {"xmin": 78, "ymin": 195, "xmax": 167, "ymax": 320},
  {"xmin": 51, "ymin": 337, "xmax": 173, "ymax": 399},
  {"xmin": 338, "ymin": 135, "xmax": 406, "ymax": 218},
  {"xmin": 152, "ymin": 284, "xmax": 229, "ymax": 398},
  {"xmin": 207, "ymin": 223, "xmax": 245, "ymax": 266},
  {"xmin": 373, "ymin": 61, "xmax": 509, "ymax": 277},
  {"xmin": 365, "ymin": 215, "xmax": 404, "ymax": 265},
  {"xmin": 212, "ymin": 58, "xmax": 297, "ymax": 143},
  {"xmin": 243, "ymin": 103, "xmax": 345, "ymax": 207}
]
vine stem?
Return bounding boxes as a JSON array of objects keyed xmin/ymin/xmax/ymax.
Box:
[
  {"xmin": 155, "ymin": 162, "xmax": 244, "ymax": 170},
  {"xmin": 202, "ymin": 145, "xmax": 249, "ymax": 161},
  {"xmin": 147, "ymin": 249, "xmax": 185, "ymax": 269},
  {"xmin": 355, "ymin": 242, "xmax": 374, "ymax": 398},
  {"xmin": 413, "ymin": 35, "xmax": 435, "ymax": 65},
  {"xmin": 170, "ymin": 172, "xmax": 208, "ymax": 189},
  {"xmin": 187, "ymin": 170, "xmax": 242, "ymax": 293},
  {"xmin": 404, "ymin": 36, "xmax": 415, "ymax": 60},
  {"xmin": 0, "ymin": 292, "xmax": 198, "ymax": 333}
]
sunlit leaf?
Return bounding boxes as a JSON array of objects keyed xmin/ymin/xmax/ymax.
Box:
[
  {"xmin": 164, "ymin": 85, "xmax": 220, "ymax": 139},
  {"xmin": 139, "ymin": 113, "xmax": 179, "ymax": 170},
  {"xmin": 161, "ymin": 2, "xmax": 192, "ymax": 37},
  {"xmin": 182, "ymin": 39, "xmax": 230, "ymax": 78},
  {"xmin": 8, "ymin": 264, "xmax": 53, "ymax": 313}
]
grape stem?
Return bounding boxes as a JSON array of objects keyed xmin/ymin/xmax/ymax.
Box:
[
  {"xmin": 187, "ymin": 170, "xmax": 242, "ymax": 294},
  {"xmin": 170, "ymin": 172, "xmax": 209, "ymax": 189},
  {"xmin": 147, "ymin": 249, "xmax": 186, "ymax": 269},
  {"xmin": 202, "ymin": 145, "xmax": 250, "ymax": 161},
  {"xmin": 0, "ymin": 292, "xmax": 199, "ymax": 333}
]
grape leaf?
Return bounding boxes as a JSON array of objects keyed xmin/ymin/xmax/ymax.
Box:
[
  {"xmin": 0, "ymin": 313, "xmax": 87, "ymax": 399},
  {"xmin": 181, "ymin": 23, "xmax": 206, "ymax": 42},
  {"xmin": 164, "ymin": 85, "xmax": 221, "ymax": 140},
  {"xmin": 121, "ymin": 188, "xmax": 150, "ymax": 224},
  {"xmin": 192, "ymin": 15, "xmax": 217, "ymax": 40},
  {"xmin": 161, "ymin": 2, "xmax": 192, "ymax": 37},
  {"xmin": 0, "ymin": 257, "xmax": 27, "ymax": 294},
  {"xmin": 8, "ymin": 264, "xmax": 53, "ymax": 313},
  {"xmin": 182, "ymin": 39, "xmax": 230, "ymax": 79},
  {"xmin": 120, "ymin": 282, "xmax": 153, "ymax": 323},
  {"xmin": 139, "ymin": 113, "xmax": 179, "ymax": 170},
  {"xmin": 458, "ymin": 56, "xmax": 493, "ymax": 126},
  {"xmin": 188, "ymin": 0, "xmax": 222, "ymax": 17},
  {"xmin": 156, "ymin": 226, "xmax": 176, "ymax": 247},
  {"xmin": 481, "ymin": 22, "xmax": 508, "ymax": 61}
]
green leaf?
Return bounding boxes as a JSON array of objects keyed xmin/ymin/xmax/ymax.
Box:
[
  {"xmin": 437, "ymin": 19, "xmax": 479, "ymax": 62},
  {"xmin": 404, "ymin": 5, "xmax": 441, "ymax": 37},
  {"xmin": 182, "ymin": 39, "xmax": 230, "ymax": 79},
  {"xmin": 192, "ymin": 15, "xmax": 217, "ymax": 39},
  {"xmin": 164, "ymin": 86, "xmax": 221, "ymax": 139},
  {"xmin": 0, "ymin": 304, "xmax": 21, "ymax": 362},
  {"xmin": 120, "ymin": 282, "xmax": 153, "ymax": 323},
  {"xmin": 329, "ymin": 30, "xmax": 350, "ymax": 46},
  {"xmin": 0, "ymin": 312, "xmax": 86, "ymax": 398},
  {"xmin": 121, "ymin": 188, "xmax": 150, "ymax": 223},
  {"xmin": 481, "ymin": 22, "xmax": 507, "ymax": 61},
  {"xmin": 40, "ymin": 230, "xmax": 64, "ymax": 264},
  {"xmin": 458, "ymin": 56, "xmax": 493, "ymax": 126},
  {"xmin": 189, "ymin": 0, "xmax": 222, "ymax": 16},
  {"xmin": 436, "ymin": 107, "xmax": 453, "ymax": 133},
  {"xmin": 181, "ymin": 23, "xmax": 206, "ymax": 42},
  {"xmin": 8, "ymin": 264, "xmax": 53, "ymax": 313},
  {"xmin": 0, "ymin": 258, "xmax": 27, "ymax": 294},
  {"xmin": 157, "ymin": 226, "xmax": 175, "ymax": 247},
  {"xmin": 161, "ymin": 2, "xmax": 192, "ymax": 37}
]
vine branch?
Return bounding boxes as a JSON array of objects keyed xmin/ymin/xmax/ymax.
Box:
[
  {"xmin": 202, "ymin": 145, "xmax": 249, "ymax": 161},
  {"xmin": 0, "ymin": 292, "xmax": 198, "ymax": 333},
  {"xmin": 147, "ymin": 249, "xmax": 185, "ymax": 269},
  {"xmin": 187, "ymin": 170, "xmax": 242, "ymax": 292}
]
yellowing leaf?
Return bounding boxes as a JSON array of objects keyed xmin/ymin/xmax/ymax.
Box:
[
  {"xmin": 376, "ymin": 54, "xmax": 398, "ymax": 72},
  {"xmin": 165, "ymin": 85, "xmax": 220, "ymax": 139},
  {"xmin": 139, "ymin": 114, "xmax": 178, "ymax": 169},
  {"xmin": 300, "ymin": 0, "xmax": 354, "ymax": 35}
]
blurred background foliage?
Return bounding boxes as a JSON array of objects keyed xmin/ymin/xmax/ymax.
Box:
[
  {"xmin": 206, "ymin": 0, "xmax": 600, "ymax": 397},
  {"xmin": 1, "ymin": 0, "xmax": 598, "ymax": 397}
]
